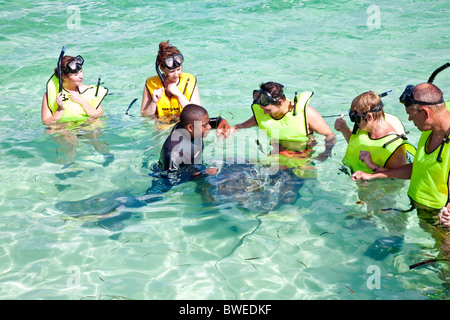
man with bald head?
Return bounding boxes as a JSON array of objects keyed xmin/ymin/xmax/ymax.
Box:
[{"xmin": 351, "ymin": 82, "xmax": 450, "ymax": 226}]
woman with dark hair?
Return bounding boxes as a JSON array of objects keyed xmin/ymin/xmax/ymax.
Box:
[
  {"xmin": 141, "ymin": 41, "xmax": 201, "ymax": 121},
  {"xmin": 41, "ymin": 52, "xmax": 112, "ymax": 165},
  {"xmin": 231, "ymin": 81, "xmax": 335, "ymax": 157},
  {"xmin": 41, "ymin": 55, "xmax": 108, "ymax": 126}
]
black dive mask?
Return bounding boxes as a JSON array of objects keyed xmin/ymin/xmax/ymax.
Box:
[
  {"xmin": 63, "ymin": 55, "xmax": 84, "ymax": 74},
  {"xmin": 400, "ymin": 62, "xmax": 449, "ymax": 107},
  {"xmin": 349, "ymin": 102, "xmax": 384, "ymax": 124},
  {"xmin": 399, "ymin": 84, "xmax": 444, "ymax": 107}
]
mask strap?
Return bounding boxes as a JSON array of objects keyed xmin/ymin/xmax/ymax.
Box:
[
  {"xmin": 293, "ymin": 92, "xmax": 298, "ymax": 116},
  {"xmin": 437, "ymin": 134, "xmax": 450, "ymax": 163}
]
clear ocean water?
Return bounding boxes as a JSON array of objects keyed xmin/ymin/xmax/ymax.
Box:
[{"xmin": 0, "ymin": 0, "xmax": 449, "ymax": 300}]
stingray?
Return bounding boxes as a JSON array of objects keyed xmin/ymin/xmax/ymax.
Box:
[
  {"xmin": 54, "ymin": 163, "xmax": 304, "ymax": 236},
  {"xmin": 55, "ymin": 190, "xmax": 162, "ymax": 235},
  {"xmin": 196, "ymin": 163, "xmax": 304, "ymax": 212},
  {"xmin": 364, "ymin": 235, "xmax": 404, "ymax": 260}
]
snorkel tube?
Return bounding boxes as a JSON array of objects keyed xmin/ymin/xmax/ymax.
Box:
[
  {"xmin": 427, "ymin": 62, "xmax": 450, "ymax": 84},
  {"xmin": 400, "ymin": 62, "xmax": 449, "ymax": 107},
  {"xmin": 155, "ymin": 61, "xmax": 166, "ymax": 85},
  {"xmin": 57, "ymin": 46, "xmax": 66, "ymax": 93}
]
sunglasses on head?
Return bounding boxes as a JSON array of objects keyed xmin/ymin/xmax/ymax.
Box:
[
  {"xmin": 399, "ymin": 84, "xmax": 444, "ymax": 107},
  {"xmin": 63, "ymin": 55, "xmax": 84, "ymax": 74},
  {"xmin": 163, "ymin": 54, "xmax": 183, "ymax": 69},
  {"xmin": 349, "ymin": 102, "xmax": 384, "ymax": 124}
]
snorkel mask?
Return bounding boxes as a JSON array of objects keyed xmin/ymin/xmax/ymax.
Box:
[
  {"xmin": 349, "ymin": 90, "xmax": 390, "ymax": 124},
  {"xmin": 155, "ymin": 53, "xmax": 184, "ymax": 84},
  {"xmin": 253, "ymin": 84, "xmax": 285, "ymax": 106},
  {"xmin": 163, "ymin": 54, "xmax": 183, "ymax": 69},
  {"xmin": 349, "ymin": 91, "xmax": 389, "ymax": 134},
  {"xmin": 253, "ymin": 89, "xmax": 280, "ymax": 106},
  {"xmin": 63, "ymin": 55, "xmax": 84, "ymax": 74},
  {"xmin": 399, "ymin": 62, "xmax": 449, "ymax": 107},
  {"xmin": 349, "ymin": 102, "xmax": 384, "ymax": 124}
]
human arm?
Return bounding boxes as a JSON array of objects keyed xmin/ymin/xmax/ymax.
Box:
[
  {"xmin": 384, "ymin": 144, "xmax": 407, "ymax": 169},
  {"xmin": 306, "ymin": 105, "xmax": 336, "ymax": 158},
  {"xmin": 210, "ymin": 116, "xmax": 231, "ymax": 139},
  {"xmin": 41, "ymin": 92, "xmax": 64, "ymax": 125},
  {"xmin": 229, "ymin": 116, "xmax": 257, "ymax": 134},
  {"xmin": 334, "ymin": 114, "xmax": 352, "ymax": 143},
  {"xmin": 141, "ymin": 84, "xmax": 159, "ymax": 117},
  {"xmin": 358, "ymin": 143, "xmax": 407, "ymax": 173},
  {"xmin": 166, "ymin": 82, "xmax": 201, "ymax": 108},
  {"xmin": 68, "ymin": 90, "xmax": 103, "ymax": 118},
  {"xmin": 439, "ymin": 206, "xmax": 450, "ymax": 227},
  {"xmin": 350, "ymin": 162, "xmax": 413, "ymax": 181}
]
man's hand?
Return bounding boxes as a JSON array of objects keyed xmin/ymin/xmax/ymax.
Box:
[
  {"xmin": 351, "ymin": 170, "xmax": 374, "ymax": 181},
  {"xmin": 439, "ymin": 207, "xmax": 450, "ymax": 227},
  {"xmin": 216, "ymin": 118, "xmax": 231, "ymax": 138}
]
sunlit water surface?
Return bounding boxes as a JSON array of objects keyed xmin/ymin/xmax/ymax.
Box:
[{"xmin": 0, "ymin": 0, "xmax": 449, "ymax": 300}]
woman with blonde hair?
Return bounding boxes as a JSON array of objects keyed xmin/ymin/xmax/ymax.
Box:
[{"xmin": 334, "ymin": 91, "xmax": 415, "ymax": 173}]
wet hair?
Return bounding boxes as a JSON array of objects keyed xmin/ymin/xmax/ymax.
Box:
[
  {"xmin": 412, "ymin": 83, "xmax": 445, "ymax": 111},
  {"xmin": 156, "ymin": 41, "xmax": 182, "ymax": 68},
  {"xmin": 53, "ymin": 56, "xmax": 76, "ymax": 78},
  {"xmin": 351, "ymin": 91, "xmax": 384, "ymax": 121},
  {"xmin": 260, "ymin": 82, "xmax": 286, "ymax": 105},
  {"xmin": 179, "ymin": 104, "xmax": 208, "ymax": 128}
]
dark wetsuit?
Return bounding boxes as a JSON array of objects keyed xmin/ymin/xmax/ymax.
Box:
[{"xmin": 159, "ymin": 117, "xmax": 222, "ymax": 172}]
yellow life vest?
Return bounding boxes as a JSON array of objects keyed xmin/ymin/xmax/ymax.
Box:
[
  {"xmin": 46, "ymin": 75, "xmax": 108, "ymax": 123},
  {"xmin": 252, "ymin": 91, "xmax": 313, "ymax": 144},
  {"xmin": 408, "ymin": 130, "xmax": 450, "ymax": 209},
  {"xmin": 145, "ymin": 72, "xmax": 197, "ymax": 118},
  {"xmin": 342, "ymin": 113, "xmax": 416, "ymax": 173},
  {"xmin": 446, "ymin": 100, "xmax": 450, "ymax": 111}
]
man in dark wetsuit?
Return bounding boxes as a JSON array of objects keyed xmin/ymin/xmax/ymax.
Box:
[{"xmin": 159, "ymin": 103, "xmax": 230, "ymax": 174}]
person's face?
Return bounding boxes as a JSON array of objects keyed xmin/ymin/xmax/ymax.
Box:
[
  {"xmin": 405, "ymin": 106, "xmax": 428, "ymax": 131},
  {"xmin": 200, "ymin": 114, "xmax": 211, "ymax": 138},
  {"xmin": 63, "ymin": 70, "xmax": 84, "ymax": 87},
  {"xmin": 162, "ymin": 66, "xmax": 182, "ymax": 82},
  {"xmin": 189, "ymin": 114, "xmax": 211, "ymax": 139},
  {"xmin": 259, "ymin": 102, "xmax": 281, "ymax": 115}
]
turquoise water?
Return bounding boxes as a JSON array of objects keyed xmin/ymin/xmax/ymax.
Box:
[{"xmin": 0, "ymin": 0, "xmax": 449, "ymax": 300}]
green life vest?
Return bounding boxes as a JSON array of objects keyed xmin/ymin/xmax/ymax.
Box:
[
  {"xmin": 342, "ymin": 113, "xmax": 416, "ymax": 173},
  {"xmin": 252, "ymin": 91, "xmax": 313, "ymax": 144},
  {"xmin": 46, "ymin": 75, "xmax": 108, "ymax": 123},
  {"xmin": 408, "ymin": 130, "xmax": 450, "ymax": 209}
]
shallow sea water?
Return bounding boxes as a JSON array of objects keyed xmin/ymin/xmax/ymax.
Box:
[{"xmin": 0, "ymin": 0, "xmax": 449, "ymax": 300}]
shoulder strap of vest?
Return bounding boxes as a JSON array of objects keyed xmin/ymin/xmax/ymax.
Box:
[
  {"xmin": 180, "ymin": 73, "xmax": 197, "ymax": 101},
  {"xmin": 297, "ymin": 91, "xmax": 313, "ymax": 134},
  {"xmin": 46, "ymin": 74, "xmax": 60, "ymax": 114}
]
